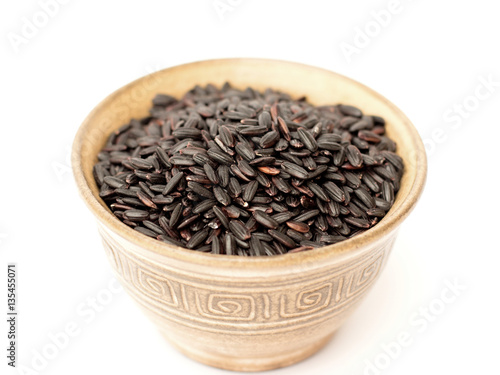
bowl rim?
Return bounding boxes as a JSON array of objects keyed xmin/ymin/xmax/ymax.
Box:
[{"xmin": 72, "ymin": 58, "xmax": 427, "ymax": 269}]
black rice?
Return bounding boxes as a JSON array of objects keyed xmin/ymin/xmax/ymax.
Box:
[{"xmin": 94, "ymin": 83, "xmax": 403, "ymax": 255}]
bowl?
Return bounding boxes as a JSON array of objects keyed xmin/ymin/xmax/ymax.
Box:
[{"xmin": 72, "ymin": 58, "xmax": 426, "ymax": 372}]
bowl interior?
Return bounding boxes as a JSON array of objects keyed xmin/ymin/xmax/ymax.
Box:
[{"xmin": 73, "ymin": 58, "xmax": 426, "ymax": 268}]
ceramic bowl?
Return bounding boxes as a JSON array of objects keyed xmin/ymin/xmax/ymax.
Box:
[{"xmin": 72, "ymin": 58, "xmax": 426, "ymax": 372}]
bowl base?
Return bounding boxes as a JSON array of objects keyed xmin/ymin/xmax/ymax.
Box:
[{"xmin": 161, "ymin": 331, "xmax": 334, "ymax": 372}]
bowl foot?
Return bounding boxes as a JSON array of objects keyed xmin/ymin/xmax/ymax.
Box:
[{"xmin": 161, "ymin": 331, "xmax": 334, "ymax": 372}]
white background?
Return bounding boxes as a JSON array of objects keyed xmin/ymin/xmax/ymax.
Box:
[{"xmin": 1, "ymin": 1, "xmax": 499, "ymax": 374}]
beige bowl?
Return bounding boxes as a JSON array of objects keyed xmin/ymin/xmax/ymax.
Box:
[{"xmin": 72, "ymin": 59, "xmax": 426, "ymax": 372}]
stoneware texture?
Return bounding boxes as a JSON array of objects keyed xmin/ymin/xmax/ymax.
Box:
[{"xmin": 72, "ymin": 59, "xmax": 427, "ymax": 372}]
